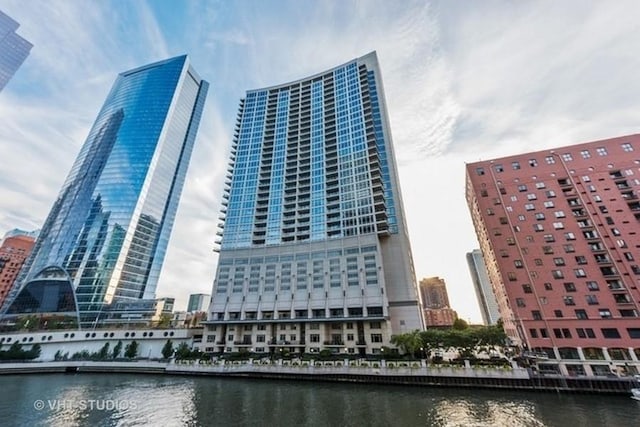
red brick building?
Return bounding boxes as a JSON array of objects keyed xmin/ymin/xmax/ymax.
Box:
[
  {"xmin": 0, "ymin": 234, "xmax": 35, "ymax": 306},
  {"xmin": 466, "ymin": 134, "xmax": 640, "ymax": 376}
]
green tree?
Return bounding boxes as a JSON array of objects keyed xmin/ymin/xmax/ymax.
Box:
[
  {"xmin": 112, "ymin": 340, "xmax": 123, "ymax": 359},
  {"xmin": 175, "ymin": 342, "xmax": 191, "ymax": 360},
  {"xmin": 26, "ymin": 344, "xmax": 41, "ymax": 360},
  {"xmin": 452, "ymin": 318, "xmax": 469, "ymax": 330},
  {"xmin": 390, "ymin": 330, "xmax": 423, "ymax": 359},
  {"xmin": 124, "ymin": 340, "xmax": 138, "ymax": 359},
  {"xmin": 97, "ymin": 343, "xmax": 110, "ymax": 360},
  {"xmin": 161, "ymin": 340, "xmax": 174, "ymax": 359}
]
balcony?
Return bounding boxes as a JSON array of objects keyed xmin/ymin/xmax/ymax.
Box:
[{"xmin": 323, "ymin": 340, "xmax": 345, "ymax": 346}]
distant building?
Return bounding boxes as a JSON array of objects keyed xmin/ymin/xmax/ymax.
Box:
[
  {"xmin": 2, "ymin": 229, "xmax": 39, "ymax": 240},
  {"xmin": 3, "ymin": 55, "xmax": 208, "ymax": 328},
  {"xmin": 418, "ymin": 277, "xmax": 458, "ymax": 328},
  {"xmin": 187, "ymin": 293, "xmax": 210, "ymax": 313},
  {"xmin": 466, "ymin": 134, "xmax": 640, "ymax": 376},
  {"xmin": 0, "ymin": 9, "xmax": 33, "ymax": 92},
  {"xmin": 0, "ymin": 234, "xmax": 35, "ymax": 306},
  {"xmin": 423, "ymin": 308, "xmax": 458, "ymax": 329},
  {"xmin": 419, "ymin": 277, "xmax": 451, "ymax": 309},
  {"xmin": 98, "ymin": 297, "xmax": 175, "ymax": 328},
  {"xmin": 466, "ymin": 249, "xmax": 501, "ymax": 325}
]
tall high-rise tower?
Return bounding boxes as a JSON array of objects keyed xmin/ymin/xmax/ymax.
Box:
[
  {"xmin": 0, "ymin": 10, "xmax": 32, "ymax": 92},
  {"xmin": 205, "ymin": 52, "xmax": 423, "ymax": 356},
  {"xmin": 5, "ymin": 55, "xmax": 208, "ymax": 327}
]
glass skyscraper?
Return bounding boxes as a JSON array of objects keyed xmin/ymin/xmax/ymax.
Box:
[
  {"xmin": 5, "ymin": 55, "xmax": 208, "ymax": 327},
  {"xmin": 0, "ymin": 9, "xmax": 32, "ymax": 92},
  {"xmin": 205, "ymin": 52, "xmax": 423, "ymax": 356}
]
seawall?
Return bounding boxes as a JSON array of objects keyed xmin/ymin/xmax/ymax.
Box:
[{"xmin": 1, "ymin": 360, "xmax": 638, "ymax": 395}]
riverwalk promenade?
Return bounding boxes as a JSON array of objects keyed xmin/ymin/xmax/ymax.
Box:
[{"xmin": 1, "ymin": 359, "xmax": 637, "ymax": 395}]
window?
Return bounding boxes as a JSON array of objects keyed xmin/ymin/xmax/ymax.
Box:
[
  {"xmin": 476, "ymin": 167, "xmax": 485, "ymax": 176},
  {"xmin": 543, "ymin": 201, "xmax": 555, "ymax": 208},
  {"xmin": 514, "ymin": 260, "xmax": 524, "ymax": 268},
  {"xmin": 580, "ymin": 150, "xmax": 591, "ymax": 159},
  {"xmin": 530, "ymin": 329, "xmax": 538, "ymax": 338},
  {"xmin": 540, "ymin": 328, "xmax": 549, "ymax": 338},
  {"xmin": 508, "ymin": 272, "xmax": 517, "ymax": 281},
  {"xmin": 552, "ymin": 270, "xmax": 564, "ymax": 279},
  {"xmin": 581, "ymin": 175, "xmax": 591, "ymax": 182},
  {"xmin": 545, "ymin": 190, "xmax": 556, "ymax": 198},
  {"xmin": 575, "ymin": 255, "xmax": 587, "ymax": 265},
  {"xmin": 545, "ymin": 156, "xmax": 555, "ymax": 164},
  {"xmin": 554, "ymin": 257, "xmax": 566, "ymax": 266},
  {"xmin": 532, "ymin": 310, "xmax": 542, "ymax": 320},
  {"xmin": 516, "ymin": 298, "xmax": 526, "ymax": 307},
  {"xmin": 601, "ymin": 328, "xmax": 620, "ymax": 338},
  {"xmin": 529, "ymin": 159, "xmax": 538, "ymax": 167},
  {"xmin": 596, "ymin": 147, "xmax": 608, "ymax": 156},
  {"xmin": 554, "ymin": 211, "xmax": 565, "ymax": 218},
  {"xmin": 553, "ymin": 222, "xmax": 564, "ymax": 229},
  {"xmin": 544, "ymin": 234, "xmax": 555, "ymax": 242},
  {"xmin": 562, "ymin": 296, "xmax": 575, "ymax": 306},
  {"xmin": 525, "ymin": 203, "xmax": 535, "ymax": 211},
  {"xmin": 599, "ymin": 308, "xmax": 612, "ymax": 318},
  {"xmin": 518, "ymin": 184, "xmax": 527, "ymax": 192},
  {"xmin": 586, "ymin": 281, "xmax": 599, "ymax": 291},
  {"xmin": 564, "ymin": 282, "xmax": 576, "ymax": 292},
  {"xmin": 512, "ymin": 161, "xmax": 521, "ymax": 170},
  {"xmin": 564, "ymin": 232, "xmax": 576, "ymax": 241},
  {"xmin": 527, "ymin": 193, "xmax": 537, "ymax": 200},
  {"xmin": 533, "ymin": 224, "xmax": 544, "ymax": 232},
  {"xmin": 562, "ymin": 153, "xmax": 573, "ymax": 161},
  {"xmin": 518, "ymin": 214, "xmax": 525, "ymax": 221},
  {"xmin": 622, "ymin": 143, "xmax": 634, "ymax": 152},
  {"xmin": 575, "ymin": 309, "xmax": 588, "ymax": 320},
  {"xmin": 586, "ymin": 295, "xmax": 599, "ymax": 305},
  {"xmin": 494, "ymin": 164, "xmax": 504, "ymax": 173},
  {"xmin": 554, "ymin": 310, "xmax": 563, "ymax": 318},
  {"xmin": 522, "ymin": 284, "xmax": 532, "ymax": 293},
  {"xmin": 574, "ymin": 269, "xmax": 587, "ymax": 278},
  {"xmin": 625, "ymin": 252, "xmax": 635, "ymax": 261},
  {"xmin": 535, "ymin": 182, "xmax": 546, "ymax": 189},
  {"xmin": 563, "ymin": 244, "xmax": 575, "ymax": 253},
  {"xmin": 535, "ymin": 257, "xmax": 545, "ymax": 265},
  {"xmin": 535, "ymin": 213, "xmax": 545, "ymax": 220},
  {"xmin": 370, "ymin": 334, "xmax": 383, "ymax": 343}
]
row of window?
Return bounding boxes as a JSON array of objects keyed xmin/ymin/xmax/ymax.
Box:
[
  {"xmin": 529, "ymin": 326, "xmax": 640, "ymax": 340},
  {"xmin": 476, "ymin": 143, "xmax": 635, "ymax": 175}
]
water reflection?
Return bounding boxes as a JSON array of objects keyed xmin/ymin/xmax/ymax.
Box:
[{"xmin": 0, "ymin": 374, "xmax": 637, "ymax": 427}]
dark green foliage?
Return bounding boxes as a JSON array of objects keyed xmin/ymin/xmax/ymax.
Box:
[
  {"xmin": 0, "ymin": 342, "xmax": 41, "ymax": 361},
  {"xmin": 112, "ymin": 340, "xmax": 123, "ymax": 359},
  {"xmin": 161, "ymin": 340, "xmax": 174, "ymax": 359},
  {"xmin": 124, "ymin": 340, "xmax": 138, "ymax": 359}
]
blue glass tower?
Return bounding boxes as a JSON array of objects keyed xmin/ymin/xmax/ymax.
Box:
[
  {"xmin": 205, "ymin": 52, "xmax": 423, "ymax": 356},
  {"xmin": 0, "ymin": 9, "xmax": 33, "ymax": 92},
  {"xmin": 8, "ymin": 55, "xmax": 208, "ymax": 327}
]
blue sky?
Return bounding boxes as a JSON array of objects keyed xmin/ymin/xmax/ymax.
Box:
[{"xmin": 1, "ymin": 0, "xmax": 640, "ymax": 322}]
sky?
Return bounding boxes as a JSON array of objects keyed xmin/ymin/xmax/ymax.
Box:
[{"xmin": 1, "ymin": 0, "xmax": 640, "ymax": 322}]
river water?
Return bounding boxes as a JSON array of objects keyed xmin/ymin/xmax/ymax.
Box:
[{"xmin": 0, "ymin": 374, "xmax": 638, "ymax": 426}]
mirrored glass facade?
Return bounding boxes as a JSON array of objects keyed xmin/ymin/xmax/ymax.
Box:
[
  {"xmin": 8, "ymin": 55, "xmax": 208, "ymax": 327},
  {"xmin": 206, "ymin": 52, "xmax": 423, "ymax": 356},
  {"xmin": 0, "ymin": 10, "xmax": 32, "ymax": 92}
]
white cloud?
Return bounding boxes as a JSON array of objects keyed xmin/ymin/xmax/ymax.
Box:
[{"xmin": 3, "ymin": 0, "xmax": 640, "ymax": 321}]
